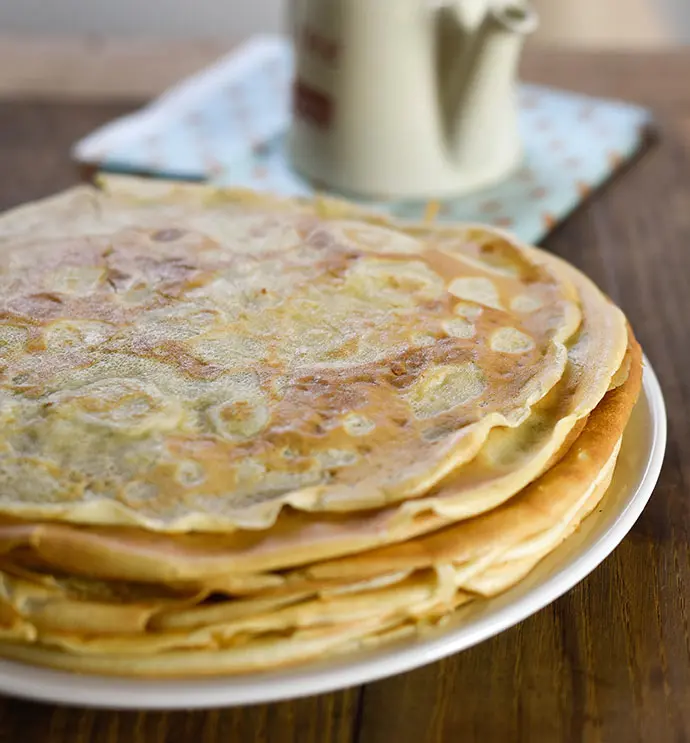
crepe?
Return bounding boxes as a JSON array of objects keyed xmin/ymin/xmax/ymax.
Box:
[
  {"xmin": 0, "ymin": 567, "xmax": 208, "ymax": 635},
  {"xmin": 0, "ymin": 176, "xmax": 644, "ymax": 678},
  {"xmin": 0, "ymin": 619, "xmax": 398, "ymax": 676},
  {"xmin": 0, "ymin": 176, "xmax": 583, "ymax": 531}
]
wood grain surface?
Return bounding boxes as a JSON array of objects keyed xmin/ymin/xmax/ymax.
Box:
[{"xmin": 0, "ymin": 49, "xmax": 689, "ymax": 743}]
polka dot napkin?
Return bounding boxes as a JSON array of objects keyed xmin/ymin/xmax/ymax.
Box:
[{"xmin": 73, "ymin": 35, "xmax": 652, "ymax": 245}]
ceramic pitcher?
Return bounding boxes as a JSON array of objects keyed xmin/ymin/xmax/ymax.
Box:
[{"xmin": 288, "ymin": 0, "xmax": 538, "ymax": 199}]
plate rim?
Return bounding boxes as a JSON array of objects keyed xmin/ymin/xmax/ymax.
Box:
[{"xmin": 0, "ymin": 357, "xmax": 667, "ymax": 710}]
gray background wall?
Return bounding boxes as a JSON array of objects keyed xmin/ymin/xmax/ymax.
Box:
[
  {"xmin": 0, "ymin": 0, "xmax": 285, "ymax": 38},
  {"xmin": 0, "ymin": 0, "xmax": 688, "ymax": 46}
]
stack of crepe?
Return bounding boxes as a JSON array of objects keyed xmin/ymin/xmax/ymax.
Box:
[{"xmin": 0, "ymin": 176, "xmax": 641, "ymax": 676}]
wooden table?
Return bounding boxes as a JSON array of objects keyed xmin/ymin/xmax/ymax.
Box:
[{"xmin": 0, "ymin": 41, "xmax": 689, "ymax": 743}]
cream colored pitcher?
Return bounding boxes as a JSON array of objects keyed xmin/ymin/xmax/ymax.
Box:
[{"xmin": 288, "ymin": 0, "xmax": 538, "ymax": 200}]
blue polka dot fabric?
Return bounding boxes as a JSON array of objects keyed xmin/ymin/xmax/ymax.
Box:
[{"xmin": 73, "ymin": 35, "xmax": 652, "ymax": 246}]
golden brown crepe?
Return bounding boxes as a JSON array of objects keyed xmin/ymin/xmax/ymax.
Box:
[
  {"xmin": 0, "ymin": 176, "xmax": 585, "ymax": 531},
  {"xmin": 0, "ymin": 176, "xmax": 643, "ymax": 677}
]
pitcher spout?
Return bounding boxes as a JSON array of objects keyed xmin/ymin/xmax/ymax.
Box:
[{"xmin": 443, "ymin": 2, "xmax": 538, "ymax": 170}]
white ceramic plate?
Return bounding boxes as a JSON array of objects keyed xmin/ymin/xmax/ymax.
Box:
[{"xmin": 0, "ymin": 360, "xmax": 666, "ymax": 710}]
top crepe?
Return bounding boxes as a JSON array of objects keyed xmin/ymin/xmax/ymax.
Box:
[{"xmin": 0, "ymin": 177, "xmax": 583, "ymax": 531}]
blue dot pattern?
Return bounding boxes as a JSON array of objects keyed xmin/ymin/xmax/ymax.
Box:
[{"xmin": 73, "ymin": 36, "xmax": 652, "ymax": 246}]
